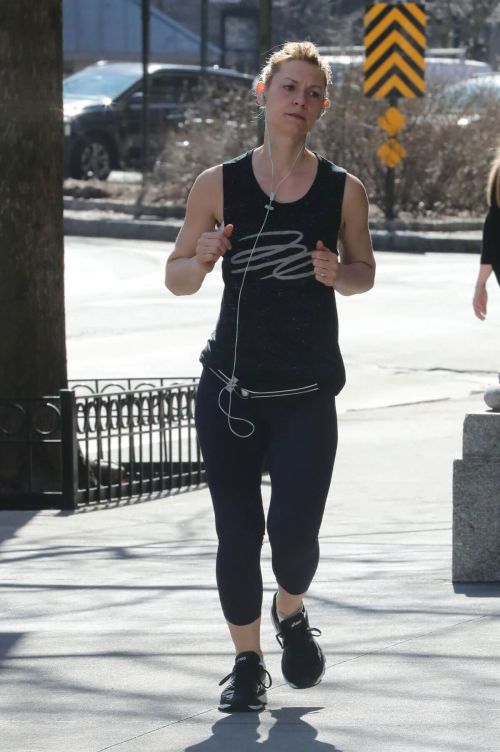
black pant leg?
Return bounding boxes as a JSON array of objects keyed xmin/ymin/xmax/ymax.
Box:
[
  {"xmin": 195, "ymin": 369, "xmax": 268, "ymax": 625},
  {"xmin": 266, "ymin": 389, "xmax": 338, "ymax": 595}
]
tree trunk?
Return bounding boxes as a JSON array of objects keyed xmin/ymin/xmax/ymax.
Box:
[
  {"xmin": 0, "ymin": 0, "xmax": 66, "ymax": 397},
  {"xmin": 0, "ymin": 1, "xmax": 66, "ymax": 493}
]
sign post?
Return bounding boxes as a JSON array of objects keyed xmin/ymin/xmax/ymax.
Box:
[{"xmin": 364, "ymin": 2, "xmax": 426, "ymax": 219}]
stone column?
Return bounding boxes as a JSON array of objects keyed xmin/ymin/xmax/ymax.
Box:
[{"xmin": 453, "ymin": 409, "xmax": 500, "ymax": 581}]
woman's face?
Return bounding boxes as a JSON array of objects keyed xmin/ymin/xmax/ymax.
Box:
[{"xmin": 263, "ymin": 60, "xmax": 327, "ymax": 135}]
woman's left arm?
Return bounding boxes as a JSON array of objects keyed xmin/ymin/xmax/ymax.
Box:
[
  {"xmin": 311, "ymin": 174, "xmax": 375, "ymax": 295},
  {"xmin": 335, "ymin": 174, "xmax": 376, "ymax": 295},
  {"xmin": 311, "ymin": 173, "xmax": 375, "ymax": 295}
]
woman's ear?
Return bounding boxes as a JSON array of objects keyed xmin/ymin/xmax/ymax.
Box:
[{"xmin": 256, "ymin": 81, "xmax": 266, "ymax": 105}]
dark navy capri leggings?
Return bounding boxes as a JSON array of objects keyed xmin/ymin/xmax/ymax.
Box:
[{"xmin": 195, "ymin": 367, "xmax": 338, "ymax": 626}]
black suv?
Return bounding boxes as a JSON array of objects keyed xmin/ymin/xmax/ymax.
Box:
[{"xmin": 63, "ymin": 61, "xmax": 253, "ymax": 180}]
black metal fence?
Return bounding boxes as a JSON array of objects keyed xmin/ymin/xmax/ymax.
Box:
[{"xmin": 0, "ymin": 378, "xmax": 205, "ymax": 510}]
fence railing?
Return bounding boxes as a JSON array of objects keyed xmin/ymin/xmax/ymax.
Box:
[{"xmin": 0, "ymin": 378, "xmax": 205, "ymax": 510}]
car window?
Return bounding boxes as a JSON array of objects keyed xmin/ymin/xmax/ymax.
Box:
[
  {"xmin": 144, "ymin": 74, "xmax": 199, "ymax": 103},
  {"xmin": 443, "ymin": 75, "xmax": 500, "ymax": 110},
  {"xmin": 132, "ymin": 70, "xmax": 252, "ymax": 106},
  {"xmin": 64, "ymin": 68, "xmax": 139, "ymax": 100},
  {"xmin": 207, "ymin": 74, "xmax": 249, "ymax": 92}
]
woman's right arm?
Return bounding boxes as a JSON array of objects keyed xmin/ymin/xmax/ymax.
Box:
[
  {"xmin": 165, "ymin": 166, "xmax": 232, "ymax": 296},
  {"xmin": 473, "ymin": 264, "xmax": 493, "ymax": 320}
]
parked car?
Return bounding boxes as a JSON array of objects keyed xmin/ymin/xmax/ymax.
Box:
[
  {"xmin": 440, "ymin": 73, "xmax": 500, "ymax": 126},
  {"xmin": 323, "ymin": 51, "xmax": 492, "ymax": 88},
  {"xmin": 63, "ymin": 61, "xmax": 254, "ymax": 180}
]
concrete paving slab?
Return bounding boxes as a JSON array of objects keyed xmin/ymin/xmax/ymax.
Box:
[
  {"xmin": 2, "ymin": 397, "xmax": 500, "ymax": 751},
  {"xmin": 99, "ymin": 616, "xmax": 500, "ymax": 752}
]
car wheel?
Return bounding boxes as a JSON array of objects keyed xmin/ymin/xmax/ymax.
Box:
[{"xmin": 70, "ymin": 135, "xmax": 114, "ymax": 180}]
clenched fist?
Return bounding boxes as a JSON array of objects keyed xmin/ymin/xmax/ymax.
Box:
[
  {"xmin": 311, "ymin": 240, "xmax": 339, "ymax": 287},
  {"xmin": 195, "ymin": 224, "xmax": 234, "ymax": 273}
]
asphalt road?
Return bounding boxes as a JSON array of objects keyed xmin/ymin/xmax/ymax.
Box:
[{"xmin": 65, "ymin": 236, "xmax": 500, "ymax": 412}]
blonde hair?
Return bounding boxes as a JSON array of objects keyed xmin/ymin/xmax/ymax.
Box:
[
  {"xmin": 486, "ymin": 150, "xmax": 500, "ymax": 207},
  {"xmin": 258, "ymin": 41, "xmax": 331, "ymax": 92}
]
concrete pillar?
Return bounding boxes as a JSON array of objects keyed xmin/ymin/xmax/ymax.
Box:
[{"xmin": 453, "ymin": 412, "xmax": 500, "ymax": 581}]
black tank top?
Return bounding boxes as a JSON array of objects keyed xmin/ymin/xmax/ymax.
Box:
[{"xmin": 199, "ymin": 149, "xmax": 347, "ymax": 393}]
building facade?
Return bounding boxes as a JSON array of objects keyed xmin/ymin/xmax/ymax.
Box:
[{"xmin": 63, "ymin": 0, "xmax": 221, "ymax": 73}]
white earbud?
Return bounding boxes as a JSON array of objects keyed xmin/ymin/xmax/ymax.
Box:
[
  {"xmin": 256, "ymin": 83, "xmax": 266, "ymax": 106},
  {"xmin": 319, "ymin": 98, "xmax": 330, "ymax": 118}
]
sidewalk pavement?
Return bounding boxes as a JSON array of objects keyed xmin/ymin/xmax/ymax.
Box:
[{"xmin": 2, "ymin": 392, "xmax": 499, "ymax": 752}]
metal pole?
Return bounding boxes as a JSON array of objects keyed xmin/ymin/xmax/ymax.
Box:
[
  {"xmin": 259, "ymin": 0, "xmax": 272, "ymax": 69},
  {"xmin": 141, "ymin": 0, "xmax": 150, "ymax": 176},
  {"xmin": 384, "ymin": 164, "xmax": 395, "ymax": 220},
  {"xmin": 200, "ymin": 0, "xmax": 208, "ymax": 71},
  {"xmin": 384, "ymin": 92, "xmax": 398, "ymax": 220},
  {"xmin": 257, "ymin": 0, "xmax": 272, "ymax": 145},
  {"xmin": 60, "ymin": 389, "xmax": 78, "ymax": 510}
]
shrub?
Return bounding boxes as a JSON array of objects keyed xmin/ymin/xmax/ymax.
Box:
[
  {"xmin": 151, "ymin": 72, "xmax": 499, "ymax": 216},
  {"xmin": 151, "ymin": 81, "xmax": 256, "ymax": 203}
]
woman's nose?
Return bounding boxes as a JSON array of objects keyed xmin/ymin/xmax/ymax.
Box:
[{"xmin": 293, "ymin": 89, "xmax": 306, "ymax": 105}]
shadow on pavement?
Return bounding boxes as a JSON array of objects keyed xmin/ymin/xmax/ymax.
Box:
[
  {"xmin": 0, "ymin": 513, "xmax": 40, "ymax": 667},
  {"xmin": 0, "ymin": 633, "xmax": 25, "ymax": 666},
  {"xmin": 0, "ymin": 511, "xmax": 38, "ymax": 546},
  {"xmin": 184, "ymin": 706, "xmax": 343, "ymax": 752}
]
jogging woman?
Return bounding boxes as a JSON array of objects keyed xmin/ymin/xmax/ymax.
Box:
[{"xmin": 165, "ymin": 41, "xmax": 375, "ymax": 712}]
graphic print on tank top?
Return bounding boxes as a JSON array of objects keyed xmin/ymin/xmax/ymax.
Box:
[
  {"xmin": 200, "ymin": 150, "xmax": 348, "ymax": 393},
  {"xmin": 230, "ymin": 229, "xmax": 314, "ymax": 281}
]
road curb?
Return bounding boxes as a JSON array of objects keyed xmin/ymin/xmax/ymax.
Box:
[
  {"xmin": 63, "ymin": 213, "xmax": 482, "ymax": 253},
  {"xmin": 64, "ymin": 213, "xmax": 182, "ymax": 242},
  {"xmin": 370, "ymin": 229, "xmax": 481, "ymax": 254}
]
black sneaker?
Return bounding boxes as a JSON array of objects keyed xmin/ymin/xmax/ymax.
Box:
[
  {"xmin": 218, "ymin": 651, "xmax": 272, "ymax": 713},
  {"xmin": 271, "ymin": 592, "xmax": 325, "ymax": 689}
]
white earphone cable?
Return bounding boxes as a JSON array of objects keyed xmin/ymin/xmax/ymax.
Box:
[{"xmin": 219, "ymin": 128, "xmax": 307, "ymax": 438}]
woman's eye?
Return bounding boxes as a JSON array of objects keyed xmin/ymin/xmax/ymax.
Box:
[
  {"xmin": 283, "ymin": 84, "xmax": 294, "ymax": 91},
  {"xmin": 309, "ymin": 91, "xmax": 320, "ymax": 98}
]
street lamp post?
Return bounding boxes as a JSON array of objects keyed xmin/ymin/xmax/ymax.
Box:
[
  {"xmin": 200, "ymin": 0, "xmax": 208, "ymax": 71},
  {"xmin": 141, "ymin": 0, "xmax": 150, "ymax": 177},
  {"xmin": 259, "ymin": 0, "xmax": 272, "ymax": 69}
]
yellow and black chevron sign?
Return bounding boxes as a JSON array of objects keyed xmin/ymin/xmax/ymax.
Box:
[{"xmin": 364, "ymin": 3, "xmax": 426, "ymax": 99}]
